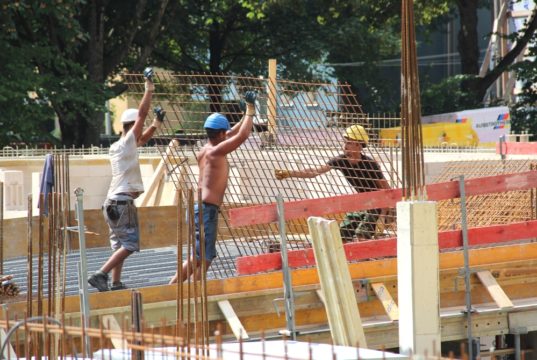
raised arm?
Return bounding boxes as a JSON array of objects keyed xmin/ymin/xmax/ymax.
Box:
[
  {"xmin": 132, "ymin": 68, "xmax": 154, "ymax": 142},
  {"xmin": 212, "ymin": 91, "xmax": 256, "ymax": 155},
  {"xmin": 138, "ymin": 106, "xmax": 165, "ymax": 146},
  {"xmin": 227, "ymin": 92, "xmax": 256, "ymax": 137}
]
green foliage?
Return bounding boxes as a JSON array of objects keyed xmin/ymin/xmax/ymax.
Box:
[
  {"xmin": 3, "ymin": 0, "xmax": 523, "ymax": 147},
  {"xmin": 510, "ymin": 34, "xmax": 537, "ymax": 138},
  {"xmin": 0, "ymin": 1, "xmax": 110, "ymax": 147},
  {"xmin": 421, "ymin": 74, "xmax": 481, "ymax": 115}
]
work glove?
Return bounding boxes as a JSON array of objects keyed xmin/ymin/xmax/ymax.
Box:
[
  {"xmin": 144, "ymin": 67, "xmax": 155, "ymax": 92},
  {"xmin": 274, "ymin": 169, "xmax": 291, "ymax": 180},
  {"xmin": 244, "ymin": 90, "xmax": 256, "ymax": 105},
  {"xmin": 240, "ymin": 91, "xmax": 256, "ymax": 116},
  {"xmin": 143, "ymin": 67, "xmax": 154, "ymax": 81},
  {"xmin": 152, "ymin": 106, "xmax": 165, "ymax": 129}
]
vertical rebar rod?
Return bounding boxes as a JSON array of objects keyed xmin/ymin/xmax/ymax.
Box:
[
  {"xmin": 37, "ymin": 194, "xmax": 44, "ymax": 319},
  {"xmin": 197, "ymin": 189, "xmax": 205, "ymax": 354},
  {"xmin": 0, "ymin": 181, "xmax": 3, "ymax": 275},
  {"xmin": 459, "ymin": 175, "xmax": 474, "ymax": 360},
  {"xmin": 194, "ymin": 189, "xmax": 206, "ymax": 355},
  {"xmin": 176, "ymin": 190, "xmax": 183, "ymax": 339},
  {"xmin": 27, "ymin": 194, "xmax": 33, "ymax": 317},
  {"xmin": 186, "ymin": 189, "xmax": 193, "ymax": 348},
  {"xmin": 47, "ymin": 192, "xmax": 53, "ymax": 319}
]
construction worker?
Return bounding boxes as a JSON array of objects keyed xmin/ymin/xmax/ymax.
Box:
[
  {"xmin": 88, "ymin": 68, "xmax": 165, "ymax": 292},
  {"xmin": 169, "ymin": 91, "xmax": 257, "ymax": 284},
  {"xmin": 275, "ymin": 125, "xmax": 391, "ymax": 242}
]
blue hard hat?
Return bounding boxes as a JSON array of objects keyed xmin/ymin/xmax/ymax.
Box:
[{"xmin": 204, "ymin": 113, "xmax": 230, "ymax": 130}]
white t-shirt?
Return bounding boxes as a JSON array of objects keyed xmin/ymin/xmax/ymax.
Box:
[{"xmin": 107, "ymin": 131, "xmax": 144, "ymax": 198}]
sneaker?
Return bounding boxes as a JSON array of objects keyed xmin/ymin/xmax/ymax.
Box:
[
  {"xmin": 111, "ymin": 282, "xmax": 127, "ymax": 291},
  {"xmin": 88, "ymin": 271, "xmax": 109, "ymax": 292}
]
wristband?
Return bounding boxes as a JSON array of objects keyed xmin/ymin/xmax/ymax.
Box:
[
  {"xmin": 246, "ymin": 112, "xmax": 256, "ymax": 116},
  {"xmin": 151, "ymin": 119, "xmax": 161, "ymax": 129}
]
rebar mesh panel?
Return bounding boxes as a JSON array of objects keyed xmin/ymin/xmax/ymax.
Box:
[
  {"xmin": 431, "ymin": 160, "xmax": 537, "ymax": 231},
  {"xmin": 123, "ymin": 71, "xmax": 400, "ymax": 277}
]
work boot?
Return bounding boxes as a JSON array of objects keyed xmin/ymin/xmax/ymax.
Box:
[
  {"xmin": 111, "ymin": 281, "xmax": 127, "ymax": 291},
  {"xmin": 88, "ymin": 271, "xmax": 109, "ymax": 292}
]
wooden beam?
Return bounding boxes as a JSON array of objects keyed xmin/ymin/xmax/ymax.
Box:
[
  {"xmin": 236, "ymin": 219, "xmax": 537, "ymax": 275},
  {"xmin": 228, "ymin": 170, "xmax": 537, "ymax": 227},
  {"xmin": 217, "ymin": 300, "xmax": 249, "ymax": 340},
  {"xmin": 371, "ymin": 283, "xmax": 399, "ymax": 321},
  {"xmin": 476, "ymin": 271, "xmax": 514, "ymax": 309},
  {"xmin": 102, "ymin": 315, "xmax": 127, "ymax": 349},
  {"xmin": 308, "ymin": 217, "xmax": 367, "ymax": 347}
]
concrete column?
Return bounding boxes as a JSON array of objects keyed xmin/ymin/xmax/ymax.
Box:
[{"xmin": 397, "ymin": 201, "xmax": 441, "ymax": 357}]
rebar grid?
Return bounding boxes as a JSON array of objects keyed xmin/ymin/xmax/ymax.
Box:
[
  {"xmin": 432, "ymin": 160, "xmax": 537, "ymax": 231},
  {"xmin": 122, "ymin": 71, "xmax": 400, "ymax": 277}
]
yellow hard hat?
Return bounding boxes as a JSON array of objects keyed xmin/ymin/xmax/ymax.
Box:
[{"xmin": 344, "ymin": 125, "xmax": 369, "ymax": 144}]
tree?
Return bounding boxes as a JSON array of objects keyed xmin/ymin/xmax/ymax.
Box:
[
  {"xmin": 464, "ymin": 7, "xmax": 537, "ymax": 104},
  {"xmin": 510, "ymin": 31, "xmax": 537, "ymax": 136},
  {"xmin": 2, "ymin": 0, "xmax": 170, "ymax": 147},
  {"xmin": 425, "ymin": 1, "xmax": 537, "ymax": 111},
  {"xmin": 152, "ymin": 1, "xmax": 453, "ymax": 114}
]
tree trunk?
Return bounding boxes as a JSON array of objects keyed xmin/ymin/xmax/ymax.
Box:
[
  {"xmin": 456, "ymin": 0, "xmax": 480, "ymax": 75},
  {"xmin": 463, "ymin": 6, "xmax": 537, "ymax": 104},
  {"xmin": 208, "ymin": 27, "xmax": 224, "ymax": 113},
  {"xmin": 85, "ymin": 0, "xmax": 106, "ymax": 147}
]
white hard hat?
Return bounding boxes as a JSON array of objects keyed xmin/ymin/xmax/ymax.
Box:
[{"xmin": 120, "ymin": 109, "xmax": 138, "ymax": 124}]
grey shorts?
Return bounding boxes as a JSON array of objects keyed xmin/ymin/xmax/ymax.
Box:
[{"xmin": 103, "ymin": 199, "xmax": 140, "ymax": 252}]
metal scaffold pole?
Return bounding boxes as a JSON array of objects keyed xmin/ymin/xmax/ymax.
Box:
[
  {"xmin": 74, "ymin": 187, "xmax": 91, "ymax": 356},
  {"xmin": 276, "ymin": 194, "xmax": 297, "ymax": 340}
]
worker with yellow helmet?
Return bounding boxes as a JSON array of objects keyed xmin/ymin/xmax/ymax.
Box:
[{"xmin": 274, "ymin": 124, "xmax": 391, "ymax": 241}]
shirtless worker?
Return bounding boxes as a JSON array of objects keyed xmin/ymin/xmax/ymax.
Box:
[
  {"xmin": 169, "ymin": 91, "xmax": 257, "ymax": 283},
  {"xmin": 275, "ymin": 125, "xmax": 391, "ymax": 241}
]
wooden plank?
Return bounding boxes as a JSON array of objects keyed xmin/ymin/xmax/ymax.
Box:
[
  {"xmin": 308, "ymin": 217, "xmax": 367, "ymax": 347},
  {"xmin": 229, "ymin": 170, "xmax": 537, "ymax": 227},
  {"xmin": 476, "ymin": 271, "xmax": 514, "ymax": 309},
  {"xmin": 236, "ymin": 219, "xmax": 537, "ymax": 275},
  {"xmin": 217, "ymin": 300, "xmax": 249, "ymax": 340},
  {"xmin": 316, "ymin": 289, "xmax": 325, "ymax": 305},
  {"xmin": 138, "ymin": 160, "xmax": 165, "ymax": 207},
  {"xmin": 102, "ymin": 314, "xmax": 127, "ymax": 349},
  {"xmin": 371, "ymin": 283, "xmax": 399, "ymax": 321}
]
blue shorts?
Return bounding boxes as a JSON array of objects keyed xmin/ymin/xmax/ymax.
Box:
[
  {"xmin": 193, "ymin": 202, "xmax": 219, "ymax": 261},
  {"xmin": 103, "ymin": 199, "xmax": 140, "ymax": 252}
]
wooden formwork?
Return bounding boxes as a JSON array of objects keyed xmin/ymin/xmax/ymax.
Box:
[{"xmin": 3, "ymin": 241, "xmax": 537, "ymax": 353}]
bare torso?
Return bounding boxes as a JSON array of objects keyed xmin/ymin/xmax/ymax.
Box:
[{"xmin": 197, "ymin": 144, "xmax": 229, "ymax": 206}]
